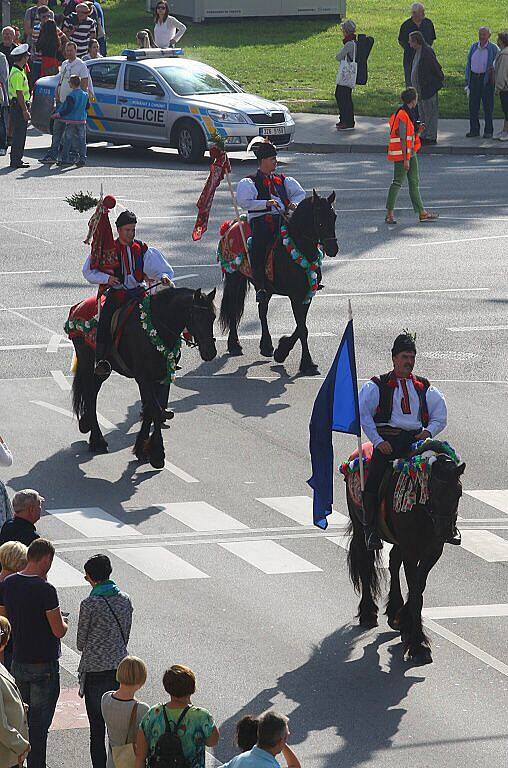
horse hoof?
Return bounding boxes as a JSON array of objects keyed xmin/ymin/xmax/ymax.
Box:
[
  {"xmin": 359, "ymin": 614, "xmax": 378, "ymax": 629},
  {"xmin": 387, "ymin": 616, "xmax": 401, "ymax": 631},
  {"xmin": 407, "ymin": 648, "xmax": 433, "ymax": 665},
  {"xmin": 300, "ymin": 363, "xmax": 320, "ymax": 376},
  {"xmin": 89, "ymin": 439, "xmax": 108, "ymax": 454},
  {"xmin": 79, "ymin": 417, "xmax": 91, "ymax": 434},
  {"xmin": 149, "ymin": 458, "xmax": 165, "ymax": 470},
  {"xmin": 274, "ymin": 336, "xmax": 292, "ymax": 363},
  {"xmin": 228, "ymin": 343, "xmax": 243, "ymax": 357},
  {"xmin": 260, "ymin": 343, "xmax": 274, "ymax": 358}
]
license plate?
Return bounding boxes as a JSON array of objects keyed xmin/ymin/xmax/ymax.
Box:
[{"xmin": 259, "ymin": 126, "xmax": 285, "ymax": 136}]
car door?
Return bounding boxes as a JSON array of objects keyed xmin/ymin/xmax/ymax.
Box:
[
  {"xmin": 85, "ymin": 60, "xmax": 122, "ymax": 139},
  {"xmin": 116, "ymin": 64, "xmax": 168, "ymax": 143}
]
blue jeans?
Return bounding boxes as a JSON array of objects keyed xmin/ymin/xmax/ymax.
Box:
[
  {"xmin": 43, "ymin": 117, "xmax": 66, "ymax": 161},
  {"xmin": 0, "ymin": 106, "xmax": 7, "ymax": 150},
  {"xmin": 84, "ymin": 669, "xmax": 118, "ymax": 768},
  {"xmin": 62, "ymin": 123, "xmax": 87, "ymax": 163},
  {"xmin": 469, "ymin": 72, "xmax": 495, "ymax": 135},
  {"xmin": 12, "ymin": 660, "xmax": 60, "ymax": 768}
]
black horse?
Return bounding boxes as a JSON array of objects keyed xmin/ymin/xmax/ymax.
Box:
[
  {"xmin": 219, "ymin": 190, "xmax": 338, "ymax": 375},
  {"xmin": 346, "ymin": 453, "xmax": 465, "ymax": 664},
  {"xmin": 71, "ymin": 287, "xmax": 217, "ymax": 469}
]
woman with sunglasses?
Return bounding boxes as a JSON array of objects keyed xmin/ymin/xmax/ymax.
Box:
[{"xmin": 153, "ymin": 0, "xmax": 186, "ymax": 49}]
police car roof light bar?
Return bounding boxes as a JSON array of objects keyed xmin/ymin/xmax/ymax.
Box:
[{"xmin": 122, "ymin": 48, "xmax": 184, "ymax": 61}]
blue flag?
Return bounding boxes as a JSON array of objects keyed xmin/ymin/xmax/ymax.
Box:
[{"xmin": 307, "ymin": 319, "xmax": 360, "ymax": 529}]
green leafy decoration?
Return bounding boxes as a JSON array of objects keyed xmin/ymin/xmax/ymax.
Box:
[
  {"xmin": 65, "ymin": 191, "xmax": 99, "ymax": 213},
  {"xmin": 209, "ymin": 131, "xmax": 226, "ymax": 151}
]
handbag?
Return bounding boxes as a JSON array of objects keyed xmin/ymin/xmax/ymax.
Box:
[
  {"xmin": 336, "ymin": 41, "xmax": 357, "ymax": 89},
  {"xmin": 111, "ymin": 702, "xmax": 138, "ymax": 768}
]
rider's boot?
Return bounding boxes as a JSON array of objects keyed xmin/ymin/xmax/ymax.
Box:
[
  {"xmin": 94, "ymin": 342, "xmax": 112, "ymax": 379},
  {"xmin": 362, "ymin": 491, "xmax": 384, "ymax": 551},
  {"xmin": 256, "ymin": 286, "xmax": 268, "ymax": 303},
  {"xmin": 446, "ymin": 525, "xmax": 462, "ymax": 546}
]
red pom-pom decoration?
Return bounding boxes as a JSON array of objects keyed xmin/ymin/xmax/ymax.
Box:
[{"xmin": 103, "ymin": 195, "xmax": 116, "ymax": 209}]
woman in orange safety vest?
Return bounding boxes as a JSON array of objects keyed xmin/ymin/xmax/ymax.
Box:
[{"xmin": 385, "ymin": 87, "xmax": 439, "ymax": 224}]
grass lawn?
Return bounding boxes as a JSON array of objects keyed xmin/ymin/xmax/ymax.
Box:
[{"xmin": 12, "ymin": 0, "xmax": 506, "ymax": 118}]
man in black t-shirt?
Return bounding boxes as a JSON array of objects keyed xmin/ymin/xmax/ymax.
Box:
[
  {"xmin": 0, "ymin": 489, "xmax": 43, "ymax": 546},
  {"xmin": 1, "ymin": 539, "xmax": 68, "ymax": 768},
  {"xmin": 398, "ymin": 3, "xmax": 436, "ymax": 86}
]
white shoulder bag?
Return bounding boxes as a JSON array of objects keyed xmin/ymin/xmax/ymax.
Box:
[{"xmin": 336, "ymin": 42, "xmax": 357, "ymax": 89}]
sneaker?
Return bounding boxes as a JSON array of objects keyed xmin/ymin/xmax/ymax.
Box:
[
  {"xmin": 10, "ymin": 161, "xmax": 29, "ymax": 168},
  {"xmin": 483, "ymin": 132, "xmax": 493, "ymax": 139},
  {"xmin": 75, "ymin": 160, "xmax": 86, "ymax": 167},
  {"xmin": 337, "ymin": 124, "xmax": 355, "ymax": 131},
  {"xmin": 41, "ymin": 156, "xmax": 56, "ymax": 163},
  {"xmin": 499, "ymin": 132, "xmax": 508, "ymax": 142},
  {"xmin": 465, "ymin": 131, "xmax": 480, "ymax": 137}
]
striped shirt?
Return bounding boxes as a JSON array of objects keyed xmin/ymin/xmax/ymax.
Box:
[{"xmin": 63, "ymin": 13, "xmax": 96, "ymax": 58}]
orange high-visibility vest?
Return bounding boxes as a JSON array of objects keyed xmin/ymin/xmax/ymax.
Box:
[{"xmin": 387, "ymin": 108, "xmax": 421, "ymax": 162}]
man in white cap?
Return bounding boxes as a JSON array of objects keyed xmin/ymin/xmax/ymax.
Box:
[{"xmin": 8, "ymin": 43, "xmax": 30, "ymax": 168}]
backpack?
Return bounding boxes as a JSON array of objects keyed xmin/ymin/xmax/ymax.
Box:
[
  {"xmin": 149, "ymin": 705, "xmax": 191, "ymax": 768},
  {"xmin": 355, "ymin": 34, "xmax": 374, "ymax": 85}
]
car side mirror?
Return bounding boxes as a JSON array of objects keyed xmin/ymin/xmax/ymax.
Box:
[{"xmin": 141, "ymin": 82, "xmax": 164, "ymax": 97}]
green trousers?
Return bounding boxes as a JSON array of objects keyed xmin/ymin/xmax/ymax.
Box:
[{"xmin": 386, "ymin": 154, "xmax": 424, "ymax": 214}]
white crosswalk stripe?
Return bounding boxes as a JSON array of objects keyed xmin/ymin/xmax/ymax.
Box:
[
  {"xmin": 460, "ymin": 530, "xmax": 508, "ymax": 562},
  {"xmin": 49, "ymin": 507, "xmax": 141, "ymax": 538},
  {"xmin": 160, "ymin": 501, "xmax": 249, "ymax": 531},
  {"xmin": 49, "ymin": 556, "xmax": 86, "ymax": 588},
  {"xmin": 219, "ymin": 540, "xmax": 322, "ymax": 574},
  {"xmin": 465, "ymin": 490, "xmax": 508, "ymax": 515},
  {"xmin": 109, "ymin": 546, "xmax": 209, "ymax": 580},
  {"xmin": 257, "ymin": 495, "xmax": 349, "ymax": 527}
]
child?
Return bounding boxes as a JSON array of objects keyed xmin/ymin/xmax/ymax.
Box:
[{"xmin": 52, "ymin": 73, "xmax": 89, "ymax": 166}]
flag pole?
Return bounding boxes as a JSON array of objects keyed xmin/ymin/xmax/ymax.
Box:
[{"xmin": 348, "ymin": 299, "xmax": 365, "ymax": 492}]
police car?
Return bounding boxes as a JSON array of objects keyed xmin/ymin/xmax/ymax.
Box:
[{"xmin": 31, "ymin": 48, "xmax": 296, "ymax": 162}]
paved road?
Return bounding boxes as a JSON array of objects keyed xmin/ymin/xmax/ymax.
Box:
[{"xmin": 0, "ymin": 141, "xmax": 507, "ymax": 768}]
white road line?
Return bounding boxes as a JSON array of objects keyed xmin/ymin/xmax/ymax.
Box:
[
  {"xmin": 0, "ymin": 304, "xmax": 72, "ymax": 311},
  {"xmin": 460, "ymin": 530, "xmax": 508, "ymax": 562},
  {"xmin": 407, "ymin": 234, "xmax": 508, "ymax": 247},
  {"xmin": 465, "ymin": 490, "xmax": 508, "ymax": 515},
  {"xmin": 424, "ymin": 604, "xmax": 508, "ymax": 619},
  {"xmin": 31, "ymin": 400, "xmax": 117, "ymax": 431},
  {"xmin": 339, "ymin": 202, "xmax": 508, "ymax": 212},
  {"xmin": 172, "ymin": 274, "xmax": 199, "ymax": 282},
  {"xmin": 173, "ymin": 375, "xmax": 506, "ymax": 384},
  {"xmin": 0, "ymin": 343, "xmax": 68, "ymax": 351},
  {"xmin": 161, "ymin": 501, "xmax": 248, "ymax": 531},
  {"xmin": 47, "ymin": 334, "xmax": 65, "ymax": 353},
  {"xmin": 0, "ymin": 269, "xmax": 51, "ymax": 275},
  {"xmin": 40, "ymin": 174, "xmax": 151, "ymax": 179},
  {"xmin": 0, "ymin": 223, "xmax": 52, "ymax": 244},
  {"xmin": 110, "ymin": 546, "xmax": 209, "ymax": 581},
  {"xmin": 448, "ymin": 325, "xmax": 508, "ymax": 332},
  {"xmin": 0, "ymin": 302, "xmax": 59, "ymax": 335},
  {"xmin": 326, "ymin": 535, "xmax": 393, "ymax": 568},
  {"xmin": 49, "ymin": 556, "xmax": 86, "ymax": 587},
  {"xmin": 215, "ymin": 332, "xmax": 335, "ymax": 341},
  {"xmin": 219, "ymin": 540, "xmax": 322, "ymax": 574},
  {"xmin": 172, "ymin": 264, "xmax": 218, "ymax": 268},
  {"xmin": 273, "ymin": 287, "xmax": 489, "ymax": 300},
  {"xmin": 257, "ymin": 495, "xmax": 349, "ymax": 527},
  {"xmin": 59, "ymin": 643, "xmax": 80, "ymax": 677},
  {"xmin": 49, "ymin": 507, "xmax": 141, "ymax": 538},
  {"xmin": 51, "ymin": 370, "xmax": 72, "ymax": 391},
  {"xmin": 164, "ymin": 461, "xmax": 199, "ymax": 484},
  {"xmin": 424, "ymin": 617, "xmax": 508, "ymax": 678}
]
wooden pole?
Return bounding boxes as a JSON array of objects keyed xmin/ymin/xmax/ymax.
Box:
[{"xmin": 349, "ymin": 299, "xmax": 365, "ymax": 492}]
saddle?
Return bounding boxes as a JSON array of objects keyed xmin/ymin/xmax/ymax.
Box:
[{"xmin": 218, "ymin": 218, "xmax": 275, "ymax": 282}]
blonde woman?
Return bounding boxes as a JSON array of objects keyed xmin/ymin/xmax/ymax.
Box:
[
  {"xmin": 101, "ymin": 656, "xmax": 149, "ymax": 768},
  {"xmin": 0, "ymin": 616, "xmax": 29, "ymax": 768},
  {"xmin": 0, "ymin": 542, "xmax": 27, "ymax": 669}
]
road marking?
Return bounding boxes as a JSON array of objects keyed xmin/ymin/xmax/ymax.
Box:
[
  {"xmin": 465, "ymin": 490, "xmax": 508, "ymax": 514},
  {"xmin": 31, "ymin": 400, "xmax": 117, "ymax": 431},
  {"xmin": 219, "ymin": 540, "xmax": 322, "ymax": 574},
  {"xmin": 0, "ymin": 301, "xmax": 59, "ymax": 335},
  {"xmin": 49, "ymin": 507, "xmax": 141, "ymax": 538},
  {"xmin": 51, "ymin": 370, "xmax": 72, "ymax": 391},
  {"xmin": 172, "ymin": 274, "xmax": 199, "ymax": 282},
  {"xmin": 59, "ymin": 643, "xmax": 80, "ymax": 677},
  {"xmin": 407, "ymin": 234, "xmax": 508, "ymax": 247},
  {"xmin": 50, "ymin": 687, "xmax": 88, "ymax": 731},
  {"xmin": 215, "ymin": 332, "xmax": 335, "ymax": 341},
  {"xmin": 161, "ymin": 501, "xmax": 248, "ymax": 531},
  {"xmin": 110, "ymin": 546, "xmax": 209, "ymax": 581},
  {"xmin": 0, "ymin": 269, "xmax": 51, "ymax": 275},
  {"xmin": 47, "ymin": 334, "xmax": 65, "ymax": 353},
  {"xmin": 0, "ymin": 343, "xmax": 71, "ymax": 351},
  {"xmin": 460, "ymin": 530, "xmax": 508, "ymax": 562},
  {"xmin": 448, "ymin": 325, "xmax": 508, "ymax": 332},
  {"xmin": 39, "ymin": 174, "xmax": 151, "ymax": 180},
  {"xmin": 173, "ymin": 375, "xmax": 506, "ymax": 384},
  {"xmin": 257, "ymin": 495, "xmax": 349, "ymax": 527},
  {"xmin": 424, "ymin": 618, "xmax": 508, "ymax": 678},
  {"xmin": 0, "ymin": 223, "xmax": 52, "ymax": 244},
  {"xmin": 49, "ymin": 556, "xmax": 86, "ymax": 587},
  {"xmin": 339, "ymin": 202, "xmax": 508, "ymax": 212},
  {"xmin": 424, "ymin": 604, "xmax": 508, "ymax": 619},
  {"xmin": 164, "ymin": 461, "xmax": 199, "ymax": 484},
  {"xmin": 0, "ymin": 304, "xmax": 72, "ymax": 311},
  {"xmin": 172, "ymin": 264, "xmax": 218, "ymax": 268},
  {"xmin": 326, "ymin": 535, "xmax": 393, "ymax": 568},
  {"xmin": 281, "ymin": 287, "xmax": 489, "ymax": 300}
]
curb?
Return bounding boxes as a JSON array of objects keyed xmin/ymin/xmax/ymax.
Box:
[{"xmin": 289, "ymin": 141, "xmax": 508, "ymax": 156}]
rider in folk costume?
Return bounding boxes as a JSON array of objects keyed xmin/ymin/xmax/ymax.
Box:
[
  {"xmin": 358, "ymin": 332, "xmax": 461, "ymax": 551},
  {"xmin": 236, "ymin": 140, "xmax": 306, "ymax": 303},
  {"xmin": 82, "ymin": 204, "xmax": 174, "ymax": 378}
]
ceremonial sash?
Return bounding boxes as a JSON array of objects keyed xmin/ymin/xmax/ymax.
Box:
[{"xmin": 113, "ymin": 239, "xmax": 148, "ymax": 284}]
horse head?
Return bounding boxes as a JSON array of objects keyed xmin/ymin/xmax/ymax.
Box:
[
  {"xmin": 187, "ymin": 288, "xmax": 217, "ymax": 362},
  {"xmin": 428, "ymin": 455, "xmax": 466, "ymax": 541},
  {"xmin": 311, "ymin": 189, "xmax": 338, "ymax": 257}
]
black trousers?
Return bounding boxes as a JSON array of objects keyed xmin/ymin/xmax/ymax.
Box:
[
  {"xmin": 10, "ymin": 102, "xmax": 28, "ymax": 167},
  {"xmin": 469, "ymin": 72, "xmax": 494, "ymax": 135},
  {"xmin": 250, "ymin": 215, "xmax": 279, "ymax": 290},
  {"xmin": 84, "ymin": 670, "xmax": 119, "ymax": 768},
  {"xmin": 335, "ymin": 85, "xmax": 355, "ymax": 127},
  {"xmin": 95, "ymin": 290, "xmax": 120, "ymax": 354},
  {"xmin": 365, "ymin": 430, "xmax": 419, "ymax": 494}
]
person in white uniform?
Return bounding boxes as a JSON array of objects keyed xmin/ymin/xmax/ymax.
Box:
[
  {"xmin": 359, "ymin": 332, "xmax": 460, "ymax": 550},
  {"xmin": 236, "ymin": 140, "xmax": 306, "ymax": 302},
  {"xmin": 82, "ymin": 209, "xmax": 174, "ymax": 378}
]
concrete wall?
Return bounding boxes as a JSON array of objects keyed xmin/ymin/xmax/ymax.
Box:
[{"xmin": 147, "ymin": 0, "xmax": 345, "ymax": 22}]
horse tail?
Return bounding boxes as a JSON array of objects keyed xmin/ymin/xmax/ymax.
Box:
[
  {"xmin": 346, "ymin": 489, "xmax": 384, "ymax": 600},
  {"xmin": 70, "ymin": 351, "xmax": 78, "ymax": 375},
  {"xmin": 219, "ymin": 270, "xmax": 249, "ymax": 334},
  {"xmin": 71, "ymin": 344, "xmax": 87, "ymax": 420}
]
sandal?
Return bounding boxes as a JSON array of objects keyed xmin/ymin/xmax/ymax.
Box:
[{"xmin": 419, "ymin": 211, "xmax": 439, "ymax": 222}]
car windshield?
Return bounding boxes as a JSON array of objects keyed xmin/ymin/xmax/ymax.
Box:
[{"xmin": 155, "ymin": 65, "xmax": 237, "ymax": 96}]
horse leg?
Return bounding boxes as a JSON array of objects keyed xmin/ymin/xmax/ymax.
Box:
[
  {"xmin": 88, "ymin": 375, "xmax": 108, "ymax": 453},
  {"xmin": 293, "ymin": 299, "xmax": 319, "ymax": 375},
  {"xmin": 258, "ymin": 296, "xmax": 274, "ymax": 357},
  {"xmin": 401, "ymin": 557, "xmax": 433, "ymax": 664},
  {"xmin": 347, "ymin": 495, "xmax": 380, "ymax": 628},
  {"xmin": 133, "ymin": 381, "xmax": 154, "ymax": 463},
  {"xmin": 408, "ymin": 546, "xmax": 443, "ymax": 664},
  {"xmin": 385, "ymin": 545, "xmax": 404, "ymax": 630}
]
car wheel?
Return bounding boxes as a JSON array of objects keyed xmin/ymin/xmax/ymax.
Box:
[{"xmin": 176, "ymin": 119, "xmax": 206, "ymax": 163}]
